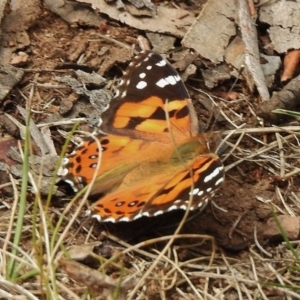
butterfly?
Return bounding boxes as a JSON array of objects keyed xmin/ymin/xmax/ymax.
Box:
[{"xmin": 58, "ymin": 51, "xmax": 224, "ymax": 222}]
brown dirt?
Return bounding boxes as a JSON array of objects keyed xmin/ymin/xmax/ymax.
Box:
[{"xmin": 0, "ymin": 7, "xmax": 284, "ymax": 244}]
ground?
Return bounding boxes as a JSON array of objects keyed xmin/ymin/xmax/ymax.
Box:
[{"xmin": 1, "ymin": 1, "xmax": 300, "ymax": 299}]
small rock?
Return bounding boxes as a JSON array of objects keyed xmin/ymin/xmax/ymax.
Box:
[
  {"xmin": 263, "ymin": 215, "xmax": 300, "ymax": 241},
  {"xmin": 10, "ymin": 51, "xmax": 29, "ymax": 66}
]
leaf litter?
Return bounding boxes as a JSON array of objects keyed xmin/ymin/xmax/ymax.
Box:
[{"xmin": 0, "ymin": 0, "xmax": 300, "ymax": 299}]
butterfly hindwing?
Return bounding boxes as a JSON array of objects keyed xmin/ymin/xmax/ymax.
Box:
[{"xmin": 90, "ymin": 153, "xmax": 224, "ymax": 222}]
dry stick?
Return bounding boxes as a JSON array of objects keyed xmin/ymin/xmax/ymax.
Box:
[
  {"xmin": 221, "ymin": 253, "xmax": 243, "ymax": 299},
  {"xmin": 222, "ymin": 125, "xmax": 300, "ymax": 136},
  {"xmin": 275, "ymin": 133, "xmax": 285, "ymax": 178},
  {"xmin": 228, "ymin": 211, "xmax": 247, "ymax": 239},
  {"xmin": 275, "ymin": 186, "xmax": 296, "ymax": 217},
  {"xmin": 240, "ymin": 283, "xmax": 253, "ymax": 300},
  {"xmin": 93, "ymin": 33, "xmax": 134, "ymax": 52},
  {"xmin": 116, "ymin": 234, "xmax": 215, "ymax": 260},
  {"xmin": 256, "ymin": 195, "xmax": 286, "ymax": 215},
  {"xmin": 102, "ymin": 231, "xmax": 160, "ymax": 261},
  {"xmin": 219, "ymin": 126, "xmax": 246, "ymax": 163},
  {"xmin": 250, "ymin": 255, "xmax": 269, "ymax": 300},
  {"xmin": 225, "ymin": 134, "xmax": 296, "ymax": 172},
  {"xmin": 55, "ymin": 281, "xmax": 81, "ymax": 300},
  {"xmin": 0, "ymin": 279, "xmax": 39, "ymax": 300},
  {"xmin": 162, "ymin": 248, "xmax": 178, "ymax": 291},
  {"xmin": 238, "ymin": 0, "xmax": 270, "ymax": 101},
  {"xmin": 23, "ymin": 68, "xmax": 72, "ymax": 73},
  {"xmin": 215, "ymin": 284, "xmax": 243, "ymax": 300},
  {"xmin": 43, "ymin": 118, "xmax": 87, "ymax": 128},
  {"xmin": 266, "ymin": 263, "xmax": 294, "ymax": 300},
  {"xmin": 289, "ymin": 192, "xmax": 300, "ymax": 210},
  {"xmin": 232, "ymin": 134, "xmax": 300, "ymax": 180},
  {"xmin": 180, "ymin": 259, "xmax": 229, "ymax": 272},
  {"xmin": 0, "ymin": 239, "xmax": 38, "ymax": 269},
  {"xmin": 283, "ymin": 168, "xmax": 300, "ymax": 180},
  {"xmin": 203, "ymin": 266, "xmax": 210, "ymax": 300},
  {"xmin": 151, "ymin": 249, "xmax": 204, "ymax": 299},
  {"xmin": 100, "ymin": 234, "xmax": 215, "ymax": 283},
  {"xmin": 253, "ymin": 224, "xmax": 272, "ymax": 257}
]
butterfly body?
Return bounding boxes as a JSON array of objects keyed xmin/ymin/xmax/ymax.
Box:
[{"xmin": 59, "ymin": 51, "xmax": 224, "ymax": 222}]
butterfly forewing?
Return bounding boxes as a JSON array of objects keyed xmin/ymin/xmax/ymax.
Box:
[{"xmin": 100, "ymin": 51, "xmax": 199, "ymax": 141}]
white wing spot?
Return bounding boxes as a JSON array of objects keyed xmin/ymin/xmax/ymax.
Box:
[
  {"xmin": 156, "ymin": 59, "xmax": 167, "ymax": 67},
  {"xmin": 139, "ymin": 72, "xmax": 146, "ymax": 79},
  {"xmin": 91, "ymin": 214, "xmax": 101, "ymax": 221},
  {"xmin": 168, "ymin": 205, "xmax": 178, "ymax": 211},
  {"xmin": 165, "ymin": 75, "xmax": 179, "ymax": 85},
  {"xmin": 64, "ymin": 179, "xmax": 78, "ymax": 192},
  {"xmin": 206, "ymin": 187, "xmax": 212, "ymax": 193},
  {"xmin": 136, "ymin": 81, "xmax": 147, "ymax": 89},
  {"xmin": 204, "ymin": 167, "xmax": 221, "ymax": 183},
  {"xmin": 105, "ymin": 217, "xmax": 116, "ymax": 223},
  {"xmin": 133, "ymin": 213, "xmax": 142, "ymax": 220},
  {"xmin": 153, "ymin": 210, "xmax": 163, "ymax": 216},
  {"xmin": 62, "ymin": 157, "xmax": 69, "ymax": 164},
  {"xmin": 189, "ymin": 188, "xmax": 200, "ymax": 196},
  {"xmin": 146, "ymin": 65, "xmax": 152, "ymax": 70},
  {"xmin": 156, "ymin": 75, "xmax": 180, "ymax": 88},
  {"xmin": 197, "ymin": 190, "xmax": 204, "ymax": 196},
  {"xmin": 126, "ymin": 79, "xmax": 131, "ymax": 86},
  {"xmin": 156, "ymin": 78, "xmax": 168, "ymax": 88},
  {"xmin": 118, "ymin": 217, "xmax": 130, "ymax": 222},
  {"xmin": 57, "ymin": 167, "xmax": 68, "ymax": 177},
  {"xmin": 121, "ymin": 91, "xmax": 127, "ymax": 98},
  {"xmin": 215, "ymin": 177, "xmax": 224, "ymax": 186}
]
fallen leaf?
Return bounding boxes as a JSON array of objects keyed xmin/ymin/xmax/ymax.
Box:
[
  {"xmin": 182, "ymin": 0, "xmax": 236, "ymax": 64},
  {"xmin": 281, "ymin": 50, "xmax": 300, "ymax": 82},
  {"xmin": 59, "ymin": 258, "xmax": 137, "ymax": 298},
  {"xmin": 77, "ymin": 0, "xmax": 194, "ymax": 38},
  {"xmin": 259, "ymin": 1, "xmax": 300, "ymax": 53}
]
